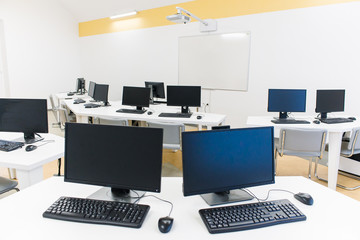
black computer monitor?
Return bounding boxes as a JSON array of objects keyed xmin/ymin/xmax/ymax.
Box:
[
  {"xmin": 145, "ymin": 81, "xmax": 165, "ymax": 104},
  {"xmin": 0, "ymin": 98, "xmax": 48, "ymax": 144},
  {"xmin": 182, "ymin": 127, "xmax": 274, "ymax": 206},
  {"xmin": 88, "ymin": 81, "xmax": 96, "ymax": 98},
  {"xmin": 167, "ymin": 86, "xmax": 201, "ymax": 114},
  {"xmin": 268, "ymin": 89, "xmax": 307, "ymax": 119},
  {"xmin": 315, "ymin": 89, "xmax": 345, "ymax": 120},
  {"xmin": 122, "ymin": 86, "xmax": 150, "ymax": 110},
  {"xmin": 93, "ymin": 84, "xmax": 110, "ymax": 106},
  {"xmin": 76, "ymin": 78, "xmax": 86, "ymax": 95},
  {"xmin": 211, "ymin": 125, "xmax": 230, "ymax": 130},
  {"xmin": 64, "ymin": 123, "xmax": 163, "ymax": 202}
]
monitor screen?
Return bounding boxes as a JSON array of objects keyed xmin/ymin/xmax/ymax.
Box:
[
  {"xmin": 315, "ymin": 89, "xmax": 345, "ymax": 114},
  {"xmin": 145, "ymin": 82, "xmax": 165, "ymax": 99},
  {"xmin": 93, "ymin": 84, "xmax": 109, "ymax": 105},
  {"xmin": 182, "ymin": 127, "xmax": 274, "ymax": 203},
  {"xmin": 122, "ymin": 86, "xmax": 150, "ymax": 108},
  {"xmin": 88, "ymin": 81, "xmax": 96, "ymax": 98},
  {"xmin": 0, "ymin": 99, "xmax": 48, "ymax": 142},
  {"xmin": 167, "ymin": 86, "xmax": 201, "ymax": 108},
  {"xmin": 268, "ymin": 89, "xmax": 307, "ymax": 113},
  {"xmin": 65, "ymin": 123, "xmax": 163, "ymax": 194},
  {"xmin": 76, "ymin": 78, "xmax": 85, "ymax": 93}
]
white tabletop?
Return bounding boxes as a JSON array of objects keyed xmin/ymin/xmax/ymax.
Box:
[
  {"xmin": 0, "ymin": 176, "xmax": 358, "ymax": 239},
  {"xmin": 64, "ymin": 99, "xmax": 226, "ymax": 128}
]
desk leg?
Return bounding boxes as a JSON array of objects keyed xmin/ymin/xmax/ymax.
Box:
[
  {"xmin": 16, "ymin": 167, "xmax": 44, "ymax": 189},
  {"xmin": 76, "ymin": 115, "xmax": 88, "ymax": 123},
  {"xmin": 327, "ymin": 132, "xmax": 343, "ymax": 190}
]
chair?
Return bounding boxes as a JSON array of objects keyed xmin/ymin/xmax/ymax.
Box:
[
  {"xmin": 0, "ymin": 176, "xmax": 19, "ymax": 195},
  {"xmin": 275, "ymin": 128, "xmax": 327, "ymax": 178},
  {"xmin": 49, "ymin": 94, "xmax": 73, "ymax": 128},
  {"xmin": 95, "ymin": 117, "xmax": 129, "ymax": 126},
  {"xmin": 147, "ymin": 121, "xmax": 185, "ymax": 150},
  {"xmin": 315, "ymin": 127, "xmax": 360, "ymax": 190}
]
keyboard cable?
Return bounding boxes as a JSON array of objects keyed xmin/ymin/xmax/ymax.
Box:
[{"xmin": 243, "ymin": 188, "xmax": 296, "ymax": 202}]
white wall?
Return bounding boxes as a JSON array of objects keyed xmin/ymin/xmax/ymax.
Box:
[
  {"xmin": 0, "ymin": 0, "xmax": 81, "ymax": 99},
  {"xmin": 79, "ymin": 2, "xmax": 360, "ymax": 127}
]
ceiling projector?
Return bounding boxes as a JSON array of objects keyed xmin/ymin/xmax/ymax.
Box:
[{"xmin": 166, "ymin": 13, "xmax": 190, "ymax": 24}]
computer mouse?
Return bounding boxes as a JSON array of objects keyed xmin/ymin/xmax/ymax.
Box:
[
  {"xmin": 147, "ymin": 111, "xmax": 153, "ymax": 115},
  {"xmin": 197, "ymin": 116, "xmax": 202, "ymax": 120},
  {"xmin": 294, "ymin": 192, "xmax": 313, "ymax": 205},
  {"xmin": 25, "ymin": 145, "xmax": 37, "ymax": 152},
  {"xmin": 313, "ymin": 120, "xmax": 320, "ymax": 124},
  {"xmin": 349, "ymin": 117, "xmax": 356, "ymax": 121},
  {"xmin": 158, "ymin": 216, "xmax": 173, "ymax": 233}
]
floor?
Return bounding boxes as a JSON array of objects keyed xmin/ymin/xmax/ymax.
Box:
[{"xmin": 1, "ymin": 111, "xmax": 360, "ymax": 202}]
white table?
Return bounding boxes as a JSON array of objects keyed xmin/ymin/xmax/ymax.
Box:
[
  {"xmin": 63, "ymin": 100, "xmax": 226, "ymax": 130},
  {"xmin": 54, "ymin": 92, "xmax": 89, "ymax": 106},
  {"xmin": 247, "ymin": 116, "xmax": 360, "ymax": 190},
  {"xmin": 0, "ymin": 133, "xmax": 64, "ymax": 189},
  {"xmin": 0, "ymin": 176, "xmax": 359, "ymax": 239}
]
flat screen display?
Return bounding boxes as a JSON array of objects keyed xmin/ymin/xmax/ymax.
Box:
[
  {"xmin": 167, "ymin": 86, "xmax": 201, "ymax": 107},
  {"xmin": 65, "ymin": 123, "xmax": 163, "ymax": 193},
  {"xmin": 122, "ymin": 86, "xmax": 150, "ymax": 107},
  {"xmin": 268, "ymin": 89, "xmax": 307, "ymax": 113},
  {"xmin": 88, "ymin": 81, "xmax": 96, "ymax": 98},
  {"xmin": 93, "ymin": 84, "xmax": 109, "ymax": 103},
  {"xmin": 182, "ymin": 127, "xmax": 274, "ymax": 196},
  {"xmin": 145, "ymin": 82, "xmax": 165, "ymax": 99},
  {"xmin": 315, "ymin": 89, "xmax": 345, "ymax": 113}
]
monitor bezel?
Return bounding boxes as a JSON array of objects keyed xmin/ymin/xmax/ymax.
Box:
[
  {"xmin": 315, "ymin": 89, "xmax": 345, "ymax": 114},
  {"xmin": 122, "ymin": 86, "xmax": 151, "ymax": 108},
  {"xmin": 166, "ymin": 85, "xmax": 201, "ymax": 108},
  {"xmin": 267, "ymin": 89, "xmax": 307, "ymax": 113},
  {"xmin": 145, "ymin": 81, "xmax": 165, "ymax": 99}
]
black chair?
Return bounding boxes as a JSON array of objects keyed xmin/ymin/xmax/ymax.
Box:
[{"xmin": 0, "ymin": 176, "xmax": 19, "ymax": 195}]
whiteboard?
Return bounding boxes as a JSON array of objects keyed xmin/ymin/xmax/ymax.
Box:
[{"xmin": 178, "ymin": 32, "xmax": 251, "ymax": 91}]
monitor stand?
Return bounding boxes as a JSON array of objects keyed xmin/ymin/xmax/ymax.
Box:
[
  {"xmin": 14, "ymin": 133, "xmax": 44, "ymax": 144},
  {"xmin": 273, "ymin": 112, "xmax": 289, "ymax": 120},
  {"xmin": 201, "ymin": 189, "xmax": 253, "ymax": 206},
  {"xmin": 87, "ymin": 187, "xmax": 145, "ymax": 203}
]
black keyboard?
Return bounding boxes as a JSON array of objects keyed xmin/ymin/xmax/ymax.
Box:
[
  {"xmin": 43, "ymin": 196, "xmax": 150, "ymax": 228},
  {"xmin": 0, "ymin": 139, "xmax": 24, "ymax": 152},
  {"xmin": 271, "ymin": 119, "xmax": 310, "ymax": 124},
  {"xmin": 84, "ymin": 103, "xmax": 100, "ymax": 108},
  {"xmin": 320, "ymin": 118, "xmax": 353, "ymax": 124},
  {"xmin": 116, "ymin": 109, "xmax": 146, "ymax": 114},
  {"xmin": 199, "ymin": 199, "xmax": 306, "ymax": 234},
  {"xmin": 73, "ymin": 98, "xmax": 86, "ymax": 104},
  {"xmin": 159, "ymin": 112, "xmax": 192, "ymax": 118}
]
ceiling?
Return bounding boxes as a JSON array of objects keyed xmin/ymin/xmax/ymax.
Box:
[{"xmin": 58, "ymin": 0, "xmax": 192, "ymax": 22}]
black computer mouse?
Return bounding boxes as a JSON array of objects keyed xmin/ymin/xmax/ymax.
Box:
[
  {"xmin": 67, "ymin": 92, "xmax": 74, "ymax": 96},
  {"xmin": 313, "ymin": 120, "xmax": 320, "ymax": 124},
  {"xmin": 197, "ymin": 116, "xmax": 202, "ymax": 120},
  {"xmin": 158, "ymin": 216, "xmax": 173, "ymax": 233},
  {"xmin": 294, "ymin": 192, "xmax": 313, "ymax": 205},
  {"xmin": 25, "ymin": 145, "xmax": 37, "ymax": 152},
  {"xmin": 147, "ymin": 111, "xmax": 153, "ymax": 115},
  {"xmin": 349, "ymin": 117, "xmax": 356, "ymax": 121}
]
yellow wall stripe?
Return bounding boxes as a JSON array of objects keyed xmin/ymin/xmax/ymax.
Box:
[{"xmin": 79, "ymin": 0, "xmax": 359, "ymax": 37}]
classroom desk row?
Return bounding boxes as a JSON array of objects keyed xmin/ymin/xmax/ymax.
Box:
[
  {"xmin": 62, "ymin": 99, "xmax": 227, "ymax": 130},
  {"xmin": 1, "ymin": 176, "xmax": 359, "ymax": 239}
]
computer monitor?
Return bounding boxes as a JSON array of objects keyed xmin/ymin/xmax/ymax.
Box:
[
  {"xmin": 268, "ymin": 89, "xmax": 307, "ymax": 119},
  {"xmin": 182, "ymin": 127, "xmax": 274, "ymax": 206},
  {"xmin": 88, "ymin": 81, "xmax": 96, "ymax": 98},
  {"xmin": 167, "ymin": 86, "xmax": 201, "ymax": 114},
  {"xmin": 76, "ymin": 78, "xmax": 86, "ymax": 95},
  {"xmin": 211, "ymin": 125, "xmax": 230, "ymax": 130},
  {"xmin": 315, "ymin": 89, "xmax": 345, "ymax": 119},
  {"xmin": 64, "ymin": 123, "xmax": 163, "ymax": 202},
  {"xmin": 145, "ymin": 81, "xmax": 165, "ymax": 104},
  {"xmin": 0, "ymin": 98, "xmax": 48, "ymax": 144},
  {"xmin": 122, "ymin": 86, "xmax": 150, "ymax": 110},
  {"xmin": 93, "ymin": 84, "xmax": 110, "ymax": 106}
]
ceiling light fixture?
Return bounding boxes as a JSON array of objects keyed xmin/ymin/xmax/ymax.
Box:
[
  {"xmin": 166, "ymin": 7, "xmax": 217, "ymax": 32},
  {"xmin": 110, "ymin": 11, "xmax": 138, "ymax": 20}
]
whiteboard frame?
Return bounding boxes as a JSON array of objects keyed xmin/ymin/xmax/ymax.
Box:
[{"xmin": 178, "ymin": 31, "xmax": 251, "ymax": 92}]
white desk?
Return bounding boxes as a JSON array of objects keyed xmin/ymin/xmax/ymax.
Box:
[
  {"xmin": 0, "ymin": 133, "xmax": 64, "ymax": 189},
  {"xmin": 54, "ymin": 92, "xmax": 89, "ymax": 106},
  {"xmin": 247, "ymin": 116, "xmax": 360, "ymax": 190},
  {"xmin": 0, "ymin": 176, "xmax": 359, "ymax": 239},
  {"xmin": 63, "ymin": 100, "xmax": 226, "ymax": 130}
]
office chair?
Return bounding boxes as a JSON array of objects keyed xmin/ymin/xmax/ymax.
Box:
[
  {"xmin": 315, "ymin": 127, "xmax": 360, "ymax": 190},
  {"xmin": 95, "ymin": 117, "xmax": 129, "ymax": 126},
  {"xmin": 49, "ymin": 94, "xmax": 74, "ymax": 129},
  {"xmin": 275, "ymin": 128, "xmax": 327, "ymax": 178},
  {"xmin": 0, "ymin": 176, "xmax": 19, "ymax": 195},
  {"xmin": 147, "ymin": 121, "xmax": 185, "ymax": 150}
]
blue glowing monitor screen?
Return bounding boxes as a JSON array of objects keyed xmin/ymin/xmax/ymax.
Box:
[
  {"xmin": 182, "ymin": 127, "xmax": 274, "ymax": 196},
  {"xmin": 268, "ymin": 89, "xmax": 307, "ymax": 113}
]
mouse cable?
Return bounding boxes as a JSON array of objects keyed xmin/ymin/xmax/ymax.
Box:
[
  {"xmin": 243, "ymin": 188, "xmax": 296, "ymax": 202},
  {"xmin": 36, "ymin": 140, "xmax": 55, "ymax": 148},
  {"xmin": 133, "ymin": 193, "xmax": 173, "ymax": 217}
]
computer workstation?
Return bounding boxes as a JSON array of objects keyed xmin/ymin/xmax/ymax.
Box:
[
  {"xmin": 145, "ymin": 81, "xmax": 166, "ymax": 104},
  {"xmin": 83, "ymin": 83, "xmax": 110, "ymax": 108},
  {"xmin": 116, "ymin": 86, "xmax": 151, "ymax": 114}
]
